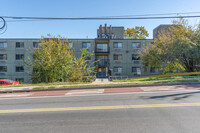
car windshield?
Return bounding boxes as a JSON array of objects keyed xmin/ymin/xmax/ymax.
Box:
[{"xmin": 6, "ymin": 80, "xmax": 14, "ymax": 83}]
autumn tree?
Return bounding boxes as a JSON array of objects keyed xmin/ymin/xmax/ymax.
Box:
[
  {"xmin": 26, "ymin": 35, "xmax": 95, "ymax": 83},
  {"xmin": 124, "ymin": 26, "xmax": 149, "ymax": 39},
  {"xmin": 140, "ymin": 19, "xmax": 200, "ymax": 74}
]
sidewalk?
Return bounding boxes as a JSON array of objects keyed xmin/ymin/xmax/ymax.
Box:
[
  {"xmin": 0, "ymin": 84, "xmax": 199, "ymax": 98},
  {"xmin": 0, "ymin": 81, "xmax": 200, "ymax": 93}
]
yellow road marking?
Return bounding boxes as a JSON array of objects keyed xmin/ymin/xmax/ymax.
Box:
[{"xmin": 1, "ymin": 103, "xmax": 200, "ymax": 114}]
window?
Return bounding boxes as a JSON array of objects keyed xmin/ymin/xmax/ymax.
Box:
[
  {"xmin": 150, "ymin": 67, "xmax": 158, "ymax": 73},
  {"xmin": 16, "ymin": 54, "xmax": 24, "ymax": 60},
  {"xmin": 0, "ymin": 42, "xmax": 7, "ymax": 49},
  {"xmin": 0, "ymin": 66, "xmax": 7, "ymax": 72},
  {"xmin": 68, "ymin": 42, "xmax": 73, "ymax": 48},
  {"xmin": 96, "ymin": 44, "xmax": 108, "ymax": 52},
  {"xmin": 132, "ymin": 42, "xmax": 141, "ymax": 48},
  {"xmin": 16, "ymin": 42, "xmax": 24, "ymax": 48},
  {"xmin": 16, "ymin": 78, "xmax": 24, "ymax": 84},
  {"xmin": 82, "ymin": 42, "xmax": 91, "ymax": 49},
  {"xmin": 33, "ymin": 42, "xmax": 41, "ymax": 48},
  {"xmin": 16, "ymin": 66, "xmax": 24, "ymax": 72},
  {"xmin": 0, "ymin": 54, "xmax": 7, "ymax": 60},
  {"xmin": 132, "ymin": 54, "xmax": 140, "ymax": 60},
  {"xmin": 132, "ymin": 67, "xmax": 141, "ymax": 73},
  {"xmin": 132, "ymin": 67, "xmax": 137, "ymax": 73},
  {"xmin": 6, "ymin": 80, "xmax": 14, "ymax": 83},
  {"xmin": 113, "ymin": 54, "xmax": 122, "ymax": 60},
  {"xmin": 113, "ymin": 42, "xmax": 122, "ymax": 49},
  {"xmin": 113, "ymin": 67, "xmax": 122, "ymax": 73}
]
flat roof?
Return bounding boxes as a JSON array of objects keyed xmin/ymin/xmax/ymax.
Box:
[{"xmin": 0, "ymin": 38, "xmax": 153, "ymax": 40}]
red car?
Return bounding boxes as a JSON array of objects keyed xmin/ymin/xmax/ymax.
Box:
[{"xmin": 0, "ymin": 79, "xmax": 20, "ymax": 86}]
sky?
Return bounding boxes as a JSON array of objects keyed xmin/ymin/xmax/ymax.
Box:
[{"xmin": 0, "ymin": 0, "xmax": 200, "ymax": 39}]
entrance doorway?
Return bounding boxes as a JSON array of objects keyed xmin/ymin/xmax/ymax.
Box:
[{"xmin": 97, "ymin": 67, "xmax": 107, "ymax": 78}]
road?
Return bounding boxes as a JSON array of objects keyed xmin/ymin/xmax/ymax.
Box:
[{"xmin": 0, "ymin": 89, "xmax": 200, "ymax": 133}]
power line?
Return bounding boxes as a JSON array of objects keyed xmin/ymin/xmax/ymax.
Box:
[
  {"xmin": 0, "ymin": 17, "xmax": 6, "ymax": 35},
  {"xmin": 2, "ymin": 11, "xmax": 200, "ymax": 22},
  {"xmin": 6, "ymin": 19, "xmax": 53, "ymax": 22},
  {"xmin": 3, "ymin": 11, "xmax": 200, "ymax": 20},
  {"xmin": 95, "ymin": 11, "xmax": 200, "ymax": 18},
  {"xmin": 0, "ymin": 17, "xmax": 6, "ymax": 29},
  {"xmin": 2, "ymin": 15, "xmax": 200, "ymax": 21},
  {"xmin": 1, "ymin": 12, "xmax": 200, "ymax": 35},
  {"xmin": 0, "ymin": 22, "xmax": 7, "ymax": 35}
]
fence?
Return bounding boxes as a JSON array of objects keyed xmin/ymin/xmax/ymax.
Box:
[{"xmin": 109, "ymin": 76, "xmax": 128, "ymax": 81}]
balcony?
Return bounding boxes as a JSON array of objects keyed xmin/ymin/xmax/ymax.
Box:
[
  {"xmin": 95, "ymin": 43, "xmax": 110, "ymax": 53},
  {"xmin": 95, "ymin": 47, "xmax": 110, "ymax": 53},
  {"xmin": 95, "ymin": 59, "xmax": 110, "ymax": 66},
  {"xmin": 133, "ymin": 60, "xmax": 141, "ymax": 64}
]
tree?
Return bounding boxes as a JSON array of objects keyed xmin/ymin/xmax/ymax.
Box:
[
  {"xmin": 140, "ymin": 19, "xmax": 200, "ymax": 74},
  {"xmin": 69, "ymin": 48, "xmax": 95, "ymax": 82},
  {"xmin": 124, "ymin": 26, "xmax": 149, "ymax": 39},
  {"xmin": 26, "ymin": 35, "xmax": 95, "ymax": 83}
]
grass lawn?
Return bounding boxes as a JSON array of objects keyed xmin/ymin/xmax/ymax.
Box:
[
  {"xmin": 113, "ymin": 75, "xmax": 200, "ymax": 82},
  {"xmin": 33, "ymin": 79, "xmax": 200, "ymax": 89},
  {"xmin": 0, "ymin": 82, "xmax": 87, "ymax": 88},
  {"xmin": 0, "ymin": 74, "xmax": 200, "ymax": 90}
]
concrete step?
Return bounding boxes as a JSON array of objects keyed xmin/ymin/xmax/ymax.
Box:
[{"xmin": 93, "ymin": 78, "xmax": 110, "ymax": 83}]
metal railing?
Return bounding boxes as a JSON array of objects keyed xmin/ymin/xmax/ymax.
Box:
[
  {"xmin": 95, "ymin": 59, "xmax": 109, "ymax": 66},
  {"xmin": 95, "ymin": 47, "xmax": 110, "ymax": 53},
  {"xmin": 109, "ymin": 76, "xmax": 128, "ymax": 81}
]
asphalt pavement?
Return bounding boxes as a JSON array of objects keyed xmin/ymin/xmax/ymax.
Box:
[{"xmin": 0, "ymin": 90, "xmax": 200, "ymax": 133}]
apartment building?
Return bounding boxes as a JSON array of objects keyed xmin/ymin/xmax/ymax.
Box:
[{"xmin": 0, "ymin": 24, "xmax": 161, "ymax": 83}]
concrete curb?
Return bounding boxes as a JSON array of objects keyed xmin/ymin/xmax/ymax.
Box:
[{"xmin": 0, "ymin": 82, "xmax": 200, "ymax": 93}]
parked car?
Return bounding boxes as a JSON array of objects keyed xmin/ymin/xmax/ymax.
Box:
[{"xmin": 0, "ymin": 79, "xmax": 20, "ymax": 86}]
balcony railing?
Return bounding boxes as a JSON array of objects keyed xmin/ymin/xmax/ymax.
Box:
[
  {"xmin": 95, "ymin": 47, "xmax": 110, "ymax": 53},
  {"xmin": 95, "ymin": 59, "xmax": 110, "ymax": 66}
]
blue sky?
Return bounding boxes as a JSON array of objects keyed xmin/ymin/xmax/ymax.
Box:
[{"xmin": 0, "ymin": 0, "xmax": 200, "ymax": 39}]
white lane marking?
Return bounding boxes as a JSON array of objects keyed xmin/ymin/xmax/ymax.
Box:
[
  {"xmin": 66, "ymin": 89, "xmax": 104, "ymax": 95},
  {"xmin": 0, "ymin": 93, "xmax": 32, "ymax": 98},
  {"xmin": 0, "ymin": 90, "xmax": 199, "ymax": 100},
  {"xmin": 140, "ymin": 86, "xmax": 185, "ymax": 91}
]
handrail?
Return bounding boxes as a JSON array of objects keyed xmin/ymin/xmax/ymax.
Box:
[
  {"xmin": 95, "ymin": 59, "xmax": 110, "ymax": 66},
  {"xmin": 109, "ymin": 76, "xmax": 128, "ymax": 81}
]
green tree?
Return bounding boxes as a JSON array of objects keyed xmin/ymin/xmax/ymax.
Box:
[
  {"xmin": 140, "ymin": 19, "xmax": 200, "ymax": 74},
  {"xmin": 26, "ymin": 35, "xmax": 95, "ymax": 83},
  {"xmin": 70, "ymin": 48, "xmax": 95, "ymax": 82},
  {"xmin": 124, "ymin": 26, "xmax": 149, "ymax": 39}
]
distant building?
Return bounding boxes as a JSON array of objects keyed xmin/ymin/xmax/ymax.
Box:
[{"xmin": 153, "ymin": 24, "xmax": 173, "ymax": 39}]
